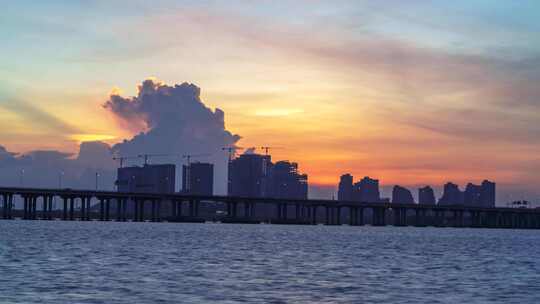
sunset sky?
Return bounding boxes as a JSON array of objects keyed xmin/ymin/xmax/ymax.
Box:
[{"xmin": 1, "ymin": 1, "xmax": 539, "ymax": 201}]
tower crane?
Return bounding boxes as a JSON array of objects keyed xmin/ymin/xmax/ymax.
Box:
[
  {"xmin": 112, "ymin": 156, "xmax": 138, "ymax": 168},
  {"xmin": 182, "ymin": 153, "xmax": 211, "ymax": 165},
  {"xmin": 221, "ymin": 146, "xmax": 244, "ymax": 161},
  {"xmin": 259, "ymin": 146, "xmax": 283, "ymax": 155},
  {"xmin": 138, "ymin": 153, "xmax": 171, "ymax": 165}
]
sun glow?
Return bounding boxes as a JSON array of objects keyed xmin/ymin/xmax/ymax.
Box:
[
  {"xmin": 254, "ymin": 108, "xmax": 304, "ymax": 117},
  {"xmin": 69, "ymin": 134, "xmax": 117, "ymax": 143}
]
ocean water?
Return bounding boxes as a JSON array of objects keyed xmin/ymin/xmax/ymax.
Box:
[{"xmin": 0, "ymin": 221, "xmax": 538, "ymax": 304}]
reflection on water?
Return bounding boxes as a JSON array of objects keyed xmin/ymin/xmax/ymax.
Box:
[{"xmin": 0, "ymin": 221, "xmax": 538, "ymax": 303}]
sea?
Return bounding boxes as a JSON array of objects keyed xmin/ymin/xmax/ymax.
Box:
[{"xmin": 0, "ymin": 221, "xmax": 538, "ymax": 303}]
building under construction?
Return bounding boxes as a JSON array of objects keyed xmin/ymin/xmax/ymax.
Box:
[
  {"xmin": 116, "ymin": 164, "xmax": 176, "ymax": 194},
  {"xmin": 182, "ymin": 162, "xmax": 214, "ymax": 196},
  {"xmin": 227, "ymin": 153, "xmax": 308, "ymax": 199}
]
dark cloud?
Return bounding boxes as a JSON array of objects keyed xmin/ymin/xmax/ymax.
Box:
[{"xmin": 104, "ymin": 79, "xmax": 240, "ymax": 194}]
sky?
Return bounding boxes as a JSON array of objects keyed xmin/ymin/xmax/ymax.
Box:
[{"xmin": 1, "ymin": 1, "xmax": 539, "ymax": 202}]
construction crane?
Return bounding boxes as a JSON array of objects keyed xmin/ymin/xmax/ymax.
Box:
[
  {"xmin": 259, "ymin": 146, "xmax": 283, "ymax": 155},
  {"xmin": 221, "ymin": 146, "xmax": 244, "ymax": 161},
  {"xmin": 138, "ymin": 153, "xmax": 171, "ymax": 165},
  {"xmin": 112, "ymin": 156, "xmax": 138, "ymax": 168},
  {"xmin": 182, "ymin": 153, "xmax": 211, "ymax": 165}
]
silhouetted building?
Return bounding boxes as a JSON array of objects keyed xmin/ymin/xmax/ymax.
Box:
[
  {"xmin": 480, "ymin": 180, "xmax": 496, "ymax": 207},
  {"xmin": 392, "ymin": 185, "xmax": 414, "ymax": 204},
  {"xmin": 338, "ymin": 174, "xmax": 353, "ymax": 201},
  {"xmin": 464, "ymin": 183, "xmax": 482, "ymax": 206},
  {"xmin": 418, "ymin": 186, "xmax": 436, "ymax": 205},
  {"xmin": 227, "ymin": 153, "xmax": 272, "ymax": 198},
  {"xmin": 352, "ymin": 176, "xmax": 380, "ymax": 203},
  {"xmin": 438, "ymin": 182, "xmax": 463, "ymax": 205},
  {"xmin": 463, "ymin": 180, "xmax": 496, "ymax": 207},
  {"xmin": 116, "ymin": 164, "xmax": 175, "ymax": 194},
  {"xmin": 182, "ymin": 162, "xmax": 213, "ymax": 195},
  {"xmin": 270, "ymin": 161, "xmax": 308, "ymax": 199}
]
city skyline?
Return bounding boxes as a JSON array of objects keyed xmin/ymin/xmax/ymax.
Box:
[
  {"xmin": 2, "ymin": 3, "xmax": 540, "ymax": 303},
  {"xmin": 1, "ymin": 1, "xmax": 540, "ymax": 203}
]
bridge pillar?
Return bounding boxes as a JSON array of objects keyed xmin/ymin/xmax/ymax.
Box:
[
  {"xmin": 115, "ymin": 198, "xmax": 122, "ymax": 221},
  {"xmin": 189, "ymin": 200, "xmax": 195, "ymax": 217},
  {"xmin": 414, "ymin": 209, "xmax": 424, "ymax": 227},
  {"xmin": 470, "ymin": 211, "xmax": 478, "ymax": 228},
  {"xmin": 8, "ymin": 194, "xmax": 13, "ymax": 219},
  {"xmin": 22, "ymin": 195, "xmax": 28, "ymax": 219},
  {"xmin": 69, "ymin": 197, "xmax": 75, "ymax": 220},
  {"xmin": 336, "ymin": 207, "xmax": 341, "ymax": 225},
  {"xmin": 1, "ymin": 194, "xmax": 6, "ymax": 219},
  {"xmin": 158, "ymin": 199, "xmax": 162, "ymax": 221},
  {"xmin": 357, "ymin": 207, "xmax": 364, "ymax": 226},
  {"xmin": 122, "ymin": 198, "xmax": 128, "ymax": 221},
  {"xmin": 139, "ymin": 199, "xmax": 145, "ymax": 222},
  {"xmin": 504, "ymin": 212, "xmax": 512, "ymax": 228},
  {"xmin": 133, "ymin": 199, "xmax": 139, "ymax": 222},
  {"xmin": 393, "ymin": 208, "xmax": 402, "ymax": 226},
  {"xmin": 311, "ymin": 205, "xmax": 317, "ymax": 225},
  {"xmin": 32, "ymin": 196, "xmax": 36, "ymax": 220},
  {"xmin": 325, "ymin": 206, "xmax": 330, "ymax": 225},
  {"xmin": 432, "ymin": 209, "xmax": 441, "ymax": 227},
  {"xmin": 177, "ymin": 200, "xmax": 183, "ymax": 218},
  {"xmin": 61, "ymin": 197, "xmax": 67, "ymax": 220},
  {"xmin": 372, "ymin": 207, "xmax": 386, "ymax": 226},
  {"xmin": 250, "ymin": 202, "xmax": 256, "ymax": 218},
  {"xmin": 244, "ymin": 202, "xmax": 251, "ymax": 218},
  {"xmin": 26, "ymin": 196, "xmax": 31, "ymax": 220},
  {"xmin": 231, "ymin": 202, "xmax": 238, "ymax": 218},
  {"xmin": 451, "ymin": 210, "xmax": 462, "ymax": 228},
  {"xmin": 1, "ymin": 194, "xmax": 8, "ymax": 219},
  {"xmin": 99, "ymin": 198, "xmax": 104, "ymax": 221},
  {"xmin": 171, "ymin": 200, "xmax": 178, "ymax": 218},
  {"xmin": 151, "ymin": 199, "xmax": 157, "ymax": 222},
  {"xmin": 1, "ymin": 194, "xmax": 5, "ymax": 219},
  {"xmin": 80, "ymin": 197, "xmax": 86, "ymax": 221},
  {"xmin": 42, "ymin": 196, "xmax": 48, "ymax": 220},
  {"xmin": 349, "ymin": 207, "xmax": 355, "ymax": 226},
  {"xmin": 105, "ymin": 198, "xmax": 110, "ymax": 221},
  {"xmin": 49, "ymin": 195, "xmax": 56, "ymax": 220}
]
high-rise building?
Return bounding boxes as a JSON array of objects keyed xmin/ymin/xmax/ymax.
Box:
[
  {"xmin": 338, "ymin": 174, "xmax": 353, "ymax": 201},
  {"xmin": 464, "ymin": 183, "xmax": 482, "ymax": 206},
  {"xmin": 116, "ymin": 164, "xmax": 176, "ymax": 194},
  {"xmin": 462, "ymin": 180, "xmax": 495, "ymax": 207},
  {"xmin": 392, "ymin": 185, "xmax": 415, "ymax": 204},
  {"xmin": 227, "ymin": 153, "xmax": 272, "ymax": 197},
  {"xmin": 418, "ymin": 186, "xmax": 436, "ymax": 205},
  {"xmin": 480, "ymin": 180, "xmax": 495, "ymax": 207},
  {"xmin": 270, "ymin": 161, "xmax": 308, "ymax": 199},
  {"xmin": 353, "ymin": 176, "xmax": 380, "ymax": 203},
  {"xmin": 438, "ymin": 182, "xmax": 463, "ymax": 205},
  {"xmin": 182, "ymin": 162, "xmax": 214, "ymax": 195}
]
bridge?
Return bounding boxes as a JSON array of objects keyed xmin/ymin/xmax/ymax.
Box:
[{"xmin": 0, "ymin": 187, "xmax": 539, "ymax": 229}]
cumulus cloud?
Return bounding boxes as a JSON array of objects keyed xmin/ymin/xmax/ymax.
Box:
[
  {"xmin": 104, "ymin": 79, "xmax": 241, "ymax": 194},
  {"xmin": 0, "ymin": 79, "xmax": 240, "ymax": 195}
]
